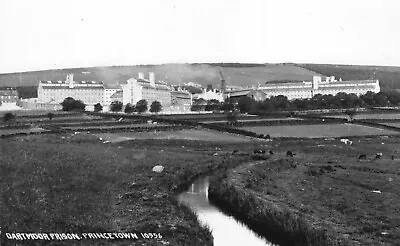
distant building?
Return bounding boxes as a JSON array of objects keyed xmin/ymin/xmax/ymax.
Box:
[
  {"xmin": 110, "ymin": 90, "xmax": 123, "ymax": 103},
  {"xmin": 121, "ymin": 72, "xmax": 172, "ymax": 109},
  {"xmin": 0, "ymin": 87, "xmax": 19, "ymax": 104},
  {"xmin": 260, "ymin": 76, "xmax": 380, "ymax": 100},
  {"xmin": 171, "ymin": 87, "xmax": 192, "ymax": 111},
  {"xmin": 193, "ymin": 89, "xmax": 224, "ymax": 102},
  {"xmin": 104, "ymin": 84, "xmax": 121, "ymax": 106},
  {"xmin": 225, "ymin": 89, "xmax": 266, "ymax": 103},
  {"xmin": 37, "ymin": 74, "xmax": 104, "ymax": 105}
]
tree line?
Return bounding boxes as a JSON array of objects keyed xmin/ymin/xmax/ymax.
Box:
[
  {"xmin": 60, "ymin": 97, "xmax": 162, "ymax": 114},
  {"xmin": 191, "ymin": 91, "xmax": 400, "ymax": 113}
]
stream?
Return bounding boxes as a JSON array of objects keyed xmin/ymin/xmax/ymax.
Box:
[{"xmin": 177, "ymin": 175, "xmax": 274, "ymax": 246}]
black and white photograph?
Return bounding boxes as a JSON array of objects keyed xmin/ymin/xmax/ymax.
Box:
[{"xmin": 1, "ymin": 0, "xmax": 400, "ymax": 245}]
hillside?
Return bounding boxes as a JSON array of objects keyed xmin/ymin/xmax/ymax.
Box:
[
  {"xmin": 0, "ymin": 64, "xmax": 321, "ymax": 89},
  {"xmin": 296, "ymin": 64, "xmax": 400, "ymax": 91}
]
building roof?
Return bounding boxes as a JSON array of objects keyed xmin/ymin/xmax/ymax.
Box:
[
  {"xmin": 110, "ymin": 91, "xmax": 123, "ymax": 99},
  {"xmin": 40, "ymin": 80, "xmax": 104, "ymax": 85},
  {"xmin": 0, "ymin": 90, "xmax": 18, "ymax": 96},
  {"xmin": 104, "ymin": 84, "xmax": 121, "ymax": 89},
  {"xmin": 40, "ymin": 86, "xmax": 104, "ymax": 90},
  {"xmin": 171, "ymin": 90, "xmax": 191, "ymax": 99},
  {"xmin": 225, "ymin": 89, "xmax": 265, "ymax": 97}
]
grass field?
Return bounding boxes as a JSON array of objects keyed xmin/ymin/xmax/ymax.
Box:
[
  {"xmin": 0, "ymin": 133, "xmax": 266, "ymax": 245},
  {"xmin": 325, "ymin": 113, "xmax": 400, "ymax": 120},
  {"xmin": 209, "ymin": 136, "xmax": 400, "ymax": 245},
  {"xmin": 201, "ymin": 117, "xmax": 303, "ymax": 124},
  {"xmin": 0, "ymin": 110, "xmax": 73, "ymax": 117},
  {"xmin": 0, "ymin": 127, "xmax": 48, "ymax": 135},
  {"xmin": 239, "ymin": 123, "xmax": 400, "ymax": 138},
  {"xmin": 95, "ymin": 129, "xmax": 262, "ymax": 143},
  {"xmin": 380, "ymin": 122, "xmax": 400, "ymax": 128}
]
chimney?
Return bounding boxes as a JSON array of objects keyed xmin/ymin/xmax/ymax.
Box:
[
  {"xmin": 149, "ymin": 72, "xmax": 155, "ymax": 87},
  {"xmin": 67, "ymin": 74, "xmax": 74, "ymax": 88},
  {"xmin": 138, "ymin": 72, "xmax": 144, "ymax": 80}
]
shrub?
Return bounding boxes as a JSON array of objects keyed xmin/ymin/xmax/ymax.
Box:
[
  {"xmin": 60, "ymin": 97, "xmax": 86, "ymax": 111},
  {"xmin": 47, "ymin": 112, "xmax": 55, "ymax": 120},
  {"xmin": 3, "ymin": 112, "xmax": 15, "ymax": 122},
  {"xmin": 150, "ymin": 101, "xmax": 162, "ymax": 113},
  {"xmin": 94, "ymin": 103, "xmax": 103, "ymax": 112},
  {"xmin": 110, "ymin": 101, "xmax": 123, "ymax": 112},
  {"xmin": 136, "ymin": 99, "xmax": 148, "ymax": 114},
  {"xmin": 124, "ymin": 103, "xmax": 135, "ymax": 114}
]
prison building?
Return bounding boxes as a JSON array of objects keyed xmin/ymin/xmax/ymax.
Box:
[
  {"xmin": 0, "ymin": 87, "xmax": 19, "ymax": 104},
  {"xmin": 37, "ymin": 74, "xmax": 104, "ymax": 105},
  {"xmin": 224, "ymin": 89, "xmax": 267, "ymax": 103},
  {"xmin": 122, "ymin": 72, "xmax": 172, "ymax": 109},
  {"xmin": 259, "ymin": 76, "xmax": 380, "ymax": 100}
]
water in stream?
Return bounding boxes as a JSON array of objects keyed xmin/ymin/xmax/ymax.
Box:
[{"xmin": 177, "ymin": 175, "xmax": 273, "ymax": 246}]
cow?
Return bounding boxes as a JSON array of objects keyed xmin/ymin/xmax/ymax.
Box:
[
  {"xmin": 358, "ymin": 154, "xmax": 367, "ymax": 160},
  {"xmin": 254, "ymin": 149, "xmax": 266, "ymax": 154},
  {"xmin": 375, "ymin": 152, "xmax": 383, "ymax": 159},
  {"xmin": 232, "ymin": 150, "xmax": 239, "ymax": 155},
  {"xmin": 269, "ymin": 150, "xmax": 274, "ymax": 155},
  {"xmin": 287, "ymin": 151, "xmax": 295, "ymax": 157}
]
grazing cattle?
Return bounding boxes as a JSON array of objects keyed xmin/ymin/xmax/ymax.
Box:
[
  {"xmin": 287, "ymin": 151, "xmax": 295, "ymax": 157},
  {"xmin": 340, "ymin": 139, "xmax": 353, "ymax": 145},
  {"xmin": 232, "ymin": 150, "xmax": 239, "ymax": 155},
  {"xmin": 358, "ymin": 154, "xmax": 367, "ymax": 160},
  {"xmin": 376, "ymin": 152, "xmax": 383, "ymax": 159},
  {"xmin": 254, "ymin": 149, "xmax": 266, "ymax": 154},
  {"xmin": 269, "ymin": 150, "xmax": 274, "ymax": 155},
  {"xmin": 392, "ymin": 155, "xmax": 395, "ymax": 160}
]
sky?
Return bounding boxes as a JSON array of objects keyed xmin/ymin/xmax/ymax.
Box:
[{"xmin": 0, "ymin": 0, "xmax": 399, "ymax": 73}]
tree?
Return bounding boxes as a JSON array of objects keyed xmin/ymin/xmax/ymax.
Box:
[
  {"xmin": 386, "ymin": 91, "xmax": 400, "ymax": 105},
  {"xmin": 60, "ymin": 97, "xmax": 86, "ymax": 111},
  {"xmin": 221, "ymin": 102, "xmax": 234, "ymax": 112},
  {"xmin": 61, "ymin": 97, "xmax": 76, "ymax": 111},
  {"xmin": 3, "ymin": 112, "xmax": 15, "ymax": 122},
  {"xmin": 124, "ymin": 103, "xmax": 135, "ymax": 114},
  {"xmin": 205, "ymin": 100, "xmax": 221, "ymax": 111},
  {"xmin": 94, "ymin": 103, "xmax": 103, "ymax": 112},
  {"xmin": 360, "ymin": 91, "xmax": 376, "ymax": 106},
  {"xmin": 110, "ymin": 101, "xmax": 123, "ymax": 112},
  {"xmin": 238, "ymin": 96, "xmax": 255, "ymax": 113},
  {"xmin": 150, "ymin": 101, "xmax": 162, "ymax": 113},
  {"xmin": 47, "ymin": 112, "xmax": 54, "ymax": 120},
  {"xmin": 374, "ymin": 92, "xmax": 389, "ymax": 106},
  {"xmin": 136, "ymin": 99, "xmax": 148, "ymax": 113}
]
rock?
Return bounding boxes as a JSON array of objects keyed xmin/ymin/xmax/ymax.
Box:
[{"xmin": 152, "ymin": 165, "xmax": 164, "ymax": 173}]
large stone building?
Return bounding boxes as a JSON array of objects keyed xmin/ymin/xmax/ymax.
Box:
[
  {"xmin": 37, "ymin": 74, "xmax": 104, "ymax": 105},
  {"xmin": 193, "ymin": 89, "xmax": 224, "ymax": 102},
  {"xmin": 224, "ymin": 89, "xmax": 266, "ymax": 103},
  {"xmin": 0, "ymin": 87, "xmax": 19, "ymax": 104},
  {"xmin": 171, "ymin": 87, "xmax": 192, "ymax": 111},
  {"xmin": 121, "ymin": 72, "xmax": 172, "ymax": 108},
  {"xmin": 259, "ymin": 76, "xmax": 380, "ymax": 100}
]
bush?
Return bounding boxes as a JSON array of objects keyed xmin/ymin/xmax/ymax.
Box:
[
  {"xmin": 124, "ymin": 103, "xmax": 135, "ymax": 114},
  {"xmin": 3, "ymin": 112, "xmax": 15, "ymax": 122},
  {"xmin": 136, "ymin": 99, "xmax": 148, "ymax": 114},
  {"xmin": 150, "ymin": 101, "xmax": 162, "ymax": 113},
  {"xmin": 94, "ymin": 103, "xmax": 103, "ymax": 112},
  {"xmin": 47, "ymin": 112, "xmax": 55, "ymax": 120},
  {"xmin": 110, "ymin": 101, "xmax": 123, "ymax": 112},
  {"xmin": 60, "ymin": 97, "xmax": 86, "ymax": 111}
]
